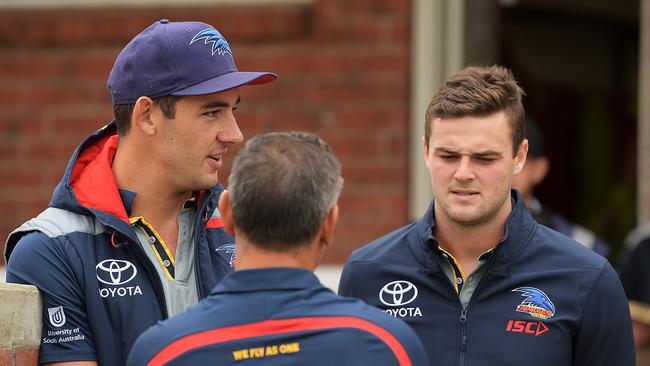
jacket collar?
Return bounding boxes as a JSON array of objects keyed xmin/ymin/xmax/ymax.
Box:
[{"xmin": 414, "ymin": 189, "xmax": 537, "ymax": 275}]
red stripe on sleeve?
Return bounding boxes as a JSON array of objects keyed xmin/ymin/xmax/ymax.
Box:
[
  {"xmin": 205, "ymin": 218, "xmax": 224, "ymax": 229},
  {"xmin": 147, "ymin": 316, "xmax": 412, "ymax": 366}
]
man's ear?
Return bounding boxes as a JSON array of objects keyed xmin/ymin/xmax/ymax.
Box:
[
  {"xmin": 318, "ymin": 204, "xmax": 339, "ymax": 249},
  {"xmin": 422, "ymin": 136, "xmax": 430, "ymax": 167},
  {"xmin": 513, "ymin": 139, "xmax": 529, "ymax": 175},
  {"xmin": 131, "ymin": 96, "xmax": 156, "ymax": 136},
  {"xmin": 218, "ymin": 191, "xmax": 236, "ymax": 235}
]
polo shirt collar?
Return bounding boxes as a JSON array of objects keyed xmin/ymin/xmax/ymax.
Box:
[{"xmin": 211, "ymin": 267, "xmax": 321, "ymax": 295}]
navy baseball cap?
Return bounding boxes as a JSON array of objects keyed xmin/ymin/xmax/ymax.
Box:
[{"xmin": 108, "ymin": 19, "xmax": 277, "ymax": 104}]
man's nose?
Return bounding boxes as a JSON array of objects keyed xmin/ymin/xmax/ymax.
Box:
[
  {"xmin": 453, "ymin": 156, "xmax": 475, "ymax": 181},
  {"xmin": 218, "ymin": 112, "xmax": 244, "ymax": 144}
]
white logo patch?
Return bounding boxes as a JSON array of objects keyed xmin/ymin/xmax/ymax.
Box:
[
  {"xmin": 48, "ymin": 306, "xmax": 66, "ymax": 327},
  {"xmin": 96, "ymin": 259, "xmax": 137, "ymax": 285},
  {"xmin": 379, "ymin": 280, "xmax": 418, "ymax": 306},
  {"xmin": 379, "ymin": 280, "xmax": 423, "ymax": 318}
]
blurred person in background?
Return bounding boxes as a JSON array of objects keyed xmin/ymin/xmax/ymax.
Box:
[
  {"xmin": 512, "ymin": 117, "xmax": 611, "ymax": 258},
  {"xmin": 127, "ymin": 131, "xmax": 429, "ymax": 366},
  {"xmin": 620, "ymin": 224, "xmax": 650, "ymax": 364},
  {"xmin": 3, "ymin": 19, "xmax": 276, "ymax": 366}
]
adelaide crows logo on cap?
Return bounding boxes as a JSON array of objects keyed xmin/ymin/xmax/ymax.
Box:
[
  {"xmin": 190, "ymin": 28, "xmax": 232, "ymax": 56},
  {"xmin": 512, "ymin": 287, "xmax": 555, "ymax": 319}
]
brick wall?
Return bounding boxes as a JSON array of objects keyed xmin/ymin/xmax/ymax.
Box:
[{"xmin": 0, "ymin": 0, "xmax": 412, "ymax": 264}]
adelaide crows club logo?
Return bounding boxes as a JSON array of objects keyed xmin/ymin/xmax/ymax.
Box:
[
  {"xmin": 190, "ymin": 28, "xmax": 232, "ymax": 56},
  {"xmin": 216, "ymin": 243, "xmax": 236, "ymax": 268},
  {"xmin": 512, "ymin": 287, "xmax": 555, "ymax": 319}
]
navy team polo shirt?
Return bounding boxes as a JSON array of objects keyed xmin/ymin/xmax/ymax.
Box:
[{"xmin": 127, "ymin": 267, "xmax": 429, "ymax": 366}]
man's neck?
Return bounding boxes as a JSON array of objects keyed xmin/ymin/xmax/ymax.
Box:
[
  {"xmin": 234, "ymin": 239, "xmax": 321, "ymax": 272},
  {"xmin": 434, "ymin": 204, "xmax": 510, "ymax": 275},
  {"xmin": 113, "ymin": 143, "xmax": 193, "ymax": 255}
]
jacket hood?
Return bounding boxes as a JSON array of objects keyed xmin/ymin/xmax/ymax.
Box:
[
  {"xmin": 48, "ymin": 122, "xmax": 129, "ymax": 222},
  {"xmin": 48, "ymin": 121, "xmax": 221, "ymax": 228}
]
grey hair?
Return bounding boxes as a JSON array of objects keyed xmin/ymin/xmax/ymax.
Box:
[{"xmin": 227, "ymin": 131, "xmax": 343, "ymax": 251}]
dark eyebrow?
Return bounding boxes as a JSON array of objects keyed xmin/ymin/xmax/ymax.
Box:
[
  {"xmin": 433, "ymin": 147, "xmax": 502, "ymax": 157},
  {"xmin": 199, "ymin": 96, "xmax": 241, "ymax": 110},
  {"xmin": 473, "ymin": 150, "xmax": 501, "ymax": 158},
  {"xmin": 434, "ymin": 147, "xmax": 459, "ymax": 154}
]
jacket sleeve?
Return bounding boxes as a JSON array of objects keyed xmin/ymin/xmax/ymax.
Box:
[
  {"xmin": 125, "ymin": 326, "xmax": 160, "ymax": 366},
  {"xmin": 6, "ymin": 231, "xmax": 97, "ymax": 364},
  {"xmin": 573, "ymin": 261, "xmax": 635, "ymax": 365},
  {"xmin": 337, "ymin": 259, "xmax": 356, "ymax": 297}
]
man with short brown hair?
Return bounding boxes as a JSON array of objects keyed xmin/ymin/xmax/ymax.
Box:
[{"xmin": 339, "ymin": 65, "xmax": 634, "ymax": 365}]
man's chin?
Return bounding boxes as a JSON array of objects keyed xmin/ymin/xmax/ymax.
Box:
[
  {"xmin": 192, "ymin": 175, "xmax": 219, "ymax": 191},
  {"xmin": 447, "ymin": 210, "xmax": 487, "ymax": 226}
]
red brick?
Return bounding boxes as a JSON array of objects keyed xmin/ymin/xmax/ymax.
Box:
[
  {"xmin": 0, "ymin": 116, "xmax": 42, "ymax": 139},
  {"xmin": 14, "ymin": 347, "xmax": 38, "ymax": 366},
  {"xmin": 0, "ymin": 88, "xmax": 21, "ymax": 105},
  {"xmin": 325, "ymin": 0, "xmax": 411, "ymax": 16},
  {"xmin": 0, "ymin": 348, "xmax": 12, "ymax": 366},
  {"xmin": 0, "ymin": 144, "xmax": 19, "ymax": 162},
  {"xmin": 319, "ymin": 107, "xmax": 409, "ymax": 129},
  {"xmin": 48, "ymin": 117, "xmax": 101, "ymax": 138},
  {"xmin": 57, "ymin": 16, "xmax": 90, "ymax": 44},
  {"xmin": 295, "ymin": 77, "xmax": 408, "ymax": 106},
  {"xmin": 327, "ymin": 136, "xmax": 405, "ymax": 158},
  {"xmin": 22, "ymin": 85, "xmax": 85, "ymax": 105},
  {"xmin": 0, "ymin": 171, "xmax": 41, "ymax": 188},
  {"xmin": 255, "ymin": 48, "xmax": 408, "ymax": 75},
  {"xmin": 341, "ymin": 162, "xmax": 407, "ymax": 184}
]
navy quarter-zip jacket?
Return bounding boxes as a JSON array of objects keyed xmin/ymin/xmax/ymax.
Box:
[{"xmin": 339, "ymin": 191, "xmax": 634, "ymax": 366}]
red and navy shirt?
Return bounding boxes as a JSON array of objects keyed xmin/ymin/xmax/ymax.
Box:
[{"xmin": 127, "ymin": 268, "xmax": 429, "ymax": 366}]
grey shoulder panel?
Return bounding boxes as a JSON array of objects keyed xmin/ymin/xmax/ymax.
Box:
[
  {"xmin": 15, "ymin": 207, "xmax": 105, "ymax": 238},
  {"xmin": 4, "ymin": 208, "xmax": 106, "ymax": 259}
]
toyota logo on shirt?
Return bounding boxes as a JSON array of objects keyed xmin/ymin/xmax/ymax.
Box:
[
  {"xmin": 96, "ymin": 259, "xmax": 137, "ymax": 285},
  {"xmin": 379, "ymin": 280, "xmax": 419, "ymax": 306}
]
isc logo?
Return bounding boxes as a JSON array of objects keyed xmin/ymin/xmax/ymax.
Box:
[{"xmin": 506, "ymin": 320, "xmax": 549, "ymax": 337}]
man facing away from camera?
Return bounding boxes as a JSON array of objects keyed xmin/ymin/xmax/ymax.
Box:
[
  {"xmin": 126, "ymin": 131, "xmax": 429, "ymax": 366},
  {"xmin": 4, "ymin": 19, "xmax": 276, "ymax": 365},
  {"xmin": 339, "ymin": 65, "xmax": 634, "ymax": 365}
]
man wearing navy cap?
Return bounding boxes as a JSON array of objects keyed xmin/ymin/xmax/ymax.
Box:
[
  {"xmin": 4, "ymin": 19, "xmax": 276, "ymax": 366},
  {"xmin": 127, "ymin": 131, "xmax": 429, "ymax": 366}
]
